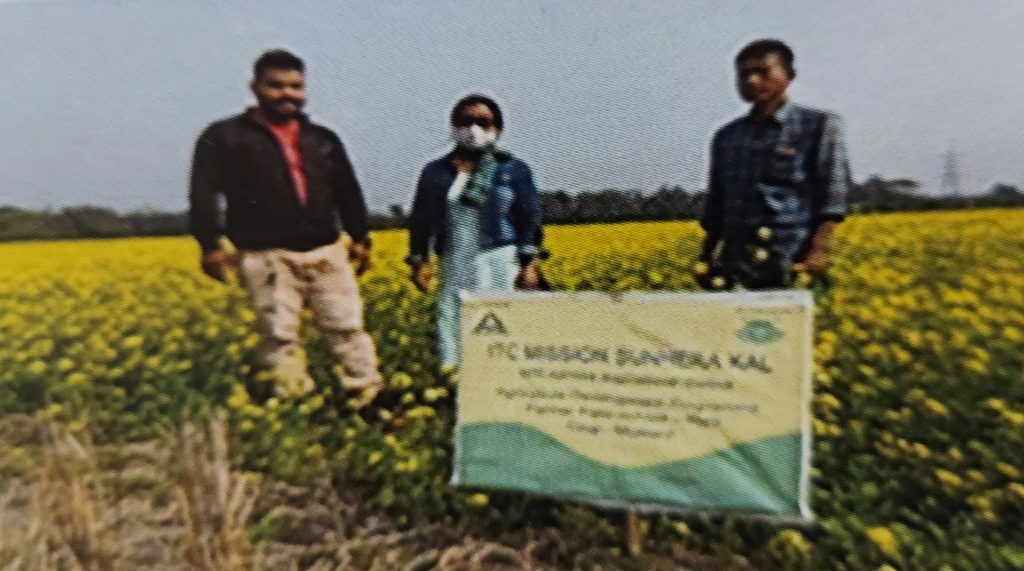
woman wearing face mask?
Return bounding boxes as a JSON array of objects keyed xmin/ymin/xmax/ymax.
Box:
[{"xmin": 405, "ymin": 94, "xmax": 544, "ymax": 370}]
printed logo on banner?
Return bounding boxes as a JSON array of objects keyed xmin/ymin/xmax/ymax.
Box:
[
  {"xmin": 737, "ymin": 319, "xmax": 784, "ymax": 344},
  {"xmin": 472, "ymin": 311, "xmax": 508, "ymax": 335}
]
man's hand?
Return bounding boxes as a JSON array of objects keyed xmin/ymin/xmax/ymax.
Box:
[
  {"xmin": 515, "ymin": 261, "xmax": 541, "ymax": 290},
  {"xmin": 795, "ymin": 221, "xmax": 838, "ymax": 277},
  {"xmin": 201, "ymin": 249, "xmax": 235, "ymax": 282},
  {"xmin": 410, "ymin": 263, "xmax": 434, "ymax": 292},
  {"xmin": 348, "ymin": 242, "xmax": 372, "ymax": 276},
  {"xmin": 794, "ymin": 246, "xmax": 830, "ymax": 276}
]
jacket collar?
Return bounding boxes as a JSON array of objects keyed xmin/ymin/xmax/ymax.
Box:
[
  {"xmin": 746, "ymin": 100, "xmax": 796, "ymax": 125},
  {"xmin": 242, "ymin": 106, "xmax": 311, "ymax": 126},
  {"xmin": 442, "ymin": 147, "xmax": 513, "ymax": 166}
]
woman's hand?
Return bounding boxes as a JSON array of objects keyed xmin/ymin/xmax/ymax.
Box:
[
  {"xmin": 515, "ymin": 261, "xmax": 541, "ymax": 290},
  {"xmin": 411, "ymin": 263, "xmax": 434, "ymax": 292}
]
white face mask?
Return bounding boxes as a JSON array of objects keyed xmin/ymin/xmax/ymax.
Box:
[{"xmin": 452, "ymin": 124, "xmax": 499, "ymax": 150}]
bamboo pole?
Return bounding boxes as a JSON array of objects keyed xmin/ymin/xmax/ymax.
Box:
[{"xmin": 626, "ymin": 511, "xmax": 647, "ymax": 555}]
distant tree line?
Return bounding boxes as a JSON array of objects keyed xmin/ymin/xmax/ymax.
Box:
[
  {"xmin": 0, "ymin": 207, "xmax": 187, "ymax": 242},
  {"xmin": 1, "ymin": 178, "xmax": 1022, "ymax": 242}
]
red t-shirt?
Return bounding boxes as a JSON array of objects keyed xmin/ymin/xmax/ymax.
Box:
[{"xmin": 261, "ymin": 117, "xmax": 308, "ymax": 206}]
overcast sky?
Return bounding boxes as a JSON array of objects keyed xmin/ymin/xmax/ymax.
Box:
[{"xmin": 1, "ymin": 0, "xmax": 1021, "ymax": 212}]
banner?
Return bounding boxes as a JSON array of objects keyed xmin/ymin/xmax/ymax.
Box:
[{"xmin": 452, "ymin": 290, "xmax": 813, "ymax": 519}]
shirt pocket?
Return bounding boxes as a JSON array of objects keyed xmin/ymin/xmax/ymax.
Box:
[{"xmin": 762, "ymin": 147, "xmax": 807, "ymax": 187}]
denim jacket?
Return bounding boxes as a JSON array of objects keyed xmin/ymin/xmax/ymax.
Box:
[{"xmin": 407, "ymin": 150, "xmax": 541, "ymax": 266}]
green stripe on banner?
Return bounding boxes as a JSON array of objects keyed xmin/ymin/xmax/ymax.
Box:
[{"xmin": 456, "ymin": 422, "xmax": 804, "ymax": 515}]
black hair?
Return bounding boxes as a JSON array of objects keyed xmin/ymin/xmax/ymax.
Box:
[
  {"xmin": 450, "ymin": 94, "xmax": 504, "ymax": 130},
  {"xmin": 735, "ymin": 39, "xmax": 795, "ymax": 73},
  {"xmin": 253, "ymin": 50, "xmax": 305, "ymax": 80}
]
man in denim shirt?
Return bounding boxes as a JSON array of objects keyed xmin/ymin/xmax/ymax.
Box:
[{"xmin": 698, "ymin": 39, "xmax": 851, "ymax": 289}]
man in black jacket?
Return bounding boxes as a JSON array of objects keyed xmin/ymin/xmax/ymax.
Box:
[{"xmin": 189, "ymin": 50, "xmax": 381, "ymax": 400}]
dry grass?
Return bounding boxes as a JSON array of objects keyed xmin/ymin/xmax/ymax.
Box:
[
  {"xmin": 1, "ymin": 414, "xmax": 697, "ymax": 570},
  {"xmin": 0, "ymin": 423, "xmax": 122, "ymax": 571},
  {"xmin": 0, "ymin": 414, "xmax": 264, "ymax": 571},
  {"xmin": 171, "ymin": 413, "xmax": 262, "ymax": 571}
]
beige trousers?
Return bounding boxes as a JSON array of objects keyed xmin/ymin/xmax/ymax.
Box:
[{"xmin": 237, "ymin": 243, "xmax": 381, "ymax": 390}]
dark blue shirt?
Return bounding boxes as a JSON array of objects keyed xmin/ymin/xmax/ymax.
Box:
[{"xmin": 701, "ymin": 102, "xmax": 851, "ymax": 237}]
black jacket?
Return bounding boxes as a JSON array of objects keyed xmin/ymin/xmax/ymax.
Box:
[{"xmin": 189, "ymin": 109, "xmax": 370, "ymax": 253}]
